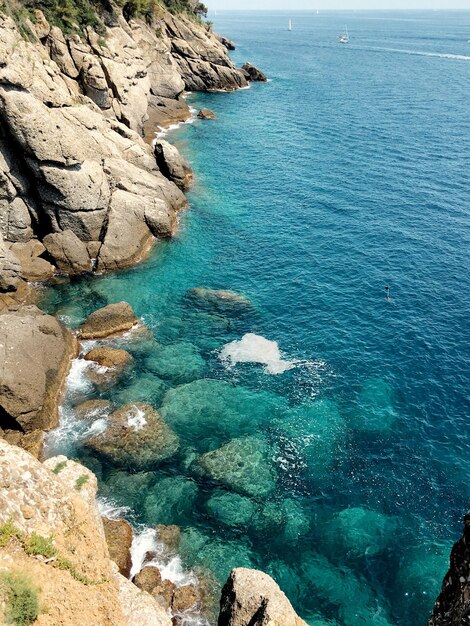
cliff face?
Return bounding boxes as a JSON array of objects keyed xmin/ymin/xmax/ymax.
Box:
[
  {"xmin": 0, "ymin": 3, "xmax": 250, "ymax": 301},
  {"xmin": 0, "ymin": 438, "xmax": 171, "ymax": 626},
  {"xmin": 427, "ymin": 514, "xmax": 470, "ymax": 626}
]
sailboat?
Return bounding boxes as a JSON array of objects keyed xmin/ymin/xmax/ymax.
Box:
[
  {"xmin": 338, "ymin": 25, "xmax": 349, "ymax": 44},
  {"xmin": 288, "ymin": 19, "xmax": 292, "ymax": 31}
]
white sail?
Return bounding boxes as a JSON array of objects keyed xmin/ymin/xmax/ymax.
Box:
[{"xmin": 288, "ymin": 19, "xmax": 292, "ymax": 31}]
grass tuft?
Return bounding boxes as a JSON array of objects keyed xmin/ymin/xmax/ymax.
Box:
[
  {"xmin": 24, "ymin": 533, "xmax": 57, "ymax": 559},
  {"xmin": 1, "ymin": 571, "xmax": 40, "ymax": 625},
  {"xmin": 74, "ymin": 474, "xmax": 89, "ymax": 491}
]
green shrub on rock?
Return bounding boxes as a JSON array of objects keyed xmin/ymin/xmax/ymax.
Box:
[{"xmin": 1, "ymin": 571, "xmax": 40, "ymax": 625}]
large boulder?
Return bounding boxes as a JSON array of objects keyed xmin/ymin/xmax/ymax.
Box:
[
  {"xmin": 8, "ymin": 240, "xmax": 55, "ymax": 282},
  {"xmin": 84, "ymin": 346, "xmax": 133, "ymax": 372},
  {"xmin": 241, "ymin": 63, "xmax": 267, "ymax": 82},
  {"xmin": 79, "ymin": 302, "xmax": 138, "ymax": 339},
  {"xmin": 197, "ymin": 108, "xmax": 216, "ymax": 119},
  {"xmin": 103, "ymin": 517, "xmax": 133, "ymax": 578},
  {"xmin": 0, "ymin": 306, "xmax": 76, "ymax": 432},
  {"xmin": 85, "ymin": 402, "xmax": 179, "ymax": 469},
  {"xmin": 43, "ymin": 230, "xmax": 93, "ymax": 274},
  {"xmin": 218, "ymin": 568, "xmax": 308, "ymax": 626},
  {"xmin": 154, "ymin": 139, "xmax": 192, "ymax": 191}
]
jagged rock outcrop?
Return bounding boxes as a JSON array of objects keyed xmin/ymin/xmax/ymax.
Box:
[
  {"xmin": 241, "ymin": 63, "xmax": 267, "ymax": 82},
  {"xmin": 198, "ymin": 108, "xmax": 217, "ymax": 119},
  {"xmin": 0, "ymin": 306, "xmax": 76, "ymax": 438},
  {"xmin": 103, "ymin": 517, "xmax": 134, "ymax": 578},
  {"xmin": 427, "ymin": 513, "xmax": 470, "ymax": 626},
  {"xmin": 154, "ymin": 139, "xmax": 193, "ymax": 190},
  {"xmin": 218, "ymin": 568, "xmax": 308, "ymax": 626},
  {"xmin": 0, "ymin": 439, "xmax": 171, "ymax": 626}
]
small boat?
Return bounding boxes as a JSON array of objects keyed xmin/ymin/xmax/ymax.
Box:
[
  {"xmin": 338, "ymin": 25, "xmax": 349, "ymax": 44},
  {"xmin": 288, "ymin": 19, "xmax": 292, "ymax": 31}
]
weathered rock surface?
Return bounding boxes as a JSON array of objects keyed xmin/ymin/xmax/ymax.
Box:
[
  {"xmin": 241, "ymin": 63, "xmax": 268, "ymax": 82},
  {"xmin": 8, "ymin": 239, "xmax": 55, "ymax": 282},
  {"xmin": 216, "ymin": 35, "xmax": 236, "ymax": 51},
  {"xmin": 218, "ymin": 568, "xmax": 308, "ymax": 626},
  {"xmin": 79, "ymin": 301, "xmax": 138, "ymax": 339},
  {"xmin": 154, "ymin": 139, "xmax": 192, "ymax": 190},
  {"xmin": 103, "ymin": 517, "xmax": 134, "ymax": 578},
  {"xmin": 427, "ymin": 512, "xmax": 470, "ymax": 626},
  {"xmin": 0, "ymin": 306, "xmax": 76, "ymax": 433},
  {"xmin": 198, "ymin": 108, "xmax": 217, "ymax": 119},
  {"xmin": 0, "ymin": 3, "xmax": 261, "ymax": 281},
  {"xmin": 0, "ymin": 232, "xmax": 21, "ymax": 291},
  {"xmin": 0, "ymin": 439, "xmax": 171, "ymax": 626},
  {"xmin": 85, "ymin": 402, "xmax": 179, "ymax": 469},
  {"xmin": 84, "ymin": 346, "xmax": 133, "ymax": 371},
  {"xmin": 74, "ymin": 398, "xmax": 113, "ymax": 420}
]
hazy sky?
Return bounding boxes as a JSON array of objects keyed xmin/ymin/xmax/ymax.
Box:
[{"xmin": 210, "ymin": 1, "xmax": 469, "ymax": 9}]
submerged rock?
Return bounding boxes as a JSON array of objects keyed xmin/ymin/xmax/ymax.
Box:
[
  {"xmin": 205, "ymin": 491, "xmax": 255, "ymax": 528},
  {"xmin": 103, "ymin": 470, "xmax": 156, "ymax": 512},
  {"xmin": 218, "ymin": 568, "xmax": 308, "ymax": 626},
  {"xmin": 186, "ymin": 287, "xmax": 252, "ymax": 315},
  {"xmin": 328, "ymin": 506, "xmax": 395, "ymax": 558},
  {"xmin": 349, "ymin": 377, "xmax": 396, "ymax": 433},
  {"xmin": 197, "ymin": 108, "xmax": 217, "ymax": 119},
  {"xmin": 103, "ymin": 517, "xmax": 133, "ymax": 578},
  {"xmin": 161, "ymin": 379, "xmax": 282, "ymax": 448},
  {"xmin": 74, "ymin": 399, "xmax": 113, "ymax": 420},
  {"xmin": 156, "ymin": 524, "xmax": 181, "ymax": 552},
  {"xmin": 85, "ymin": 402, "xmax": 179, "ymax": 470},
  {"xmin": 145, "ymin": 342, "xmax": 205, "ymax": 384},
  {"xmin": 241, "ymin": 63, "xmax": 268, "ymax": 82},
  {"xmin": 197, "ymin": 436, "xmax": 276, "ymax": 497},
  {"xmin": 144, "ymin": 476, "xmax": 198, "ymax": 526},
  {"xmin": 79, "ymin": 302, "xmax": 138, "ymax": 339}
]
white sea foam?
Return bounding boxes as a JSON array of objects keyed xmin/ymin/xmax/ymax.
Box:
[
  {"xmin": 220, "ymin": 333, "xmax": 295, "ymax": 375},
  {"xmin": 366, "ymin": 46, "xmax": 470, "ymax": 61},
  {"xmin": 67, "ymin": 357, "xmax": 94, "ymax": 394},
  {"xmin": 130, "ymin": 528, "xmax": 195, "ymax": 585},
  {"xmin": 98, "ymin": 497, "xmax": 131, "ymax": 520},
  {"xmin": 83, "ymin": 417, "xmax": 108, "ymax": 437},
  {"xmin": 127, "ymin": 405, "xmax": 147, "ymax": 430}
]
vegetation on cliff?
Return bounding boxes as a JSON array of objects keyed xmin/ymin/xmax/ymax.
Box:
[{"xmin": 0, "ymin": 0, "xmax": 208, "ymax": 38}]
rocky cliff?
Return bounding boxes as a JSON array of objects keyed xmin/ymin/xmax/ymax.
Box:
[
  {"xmin": 427, "ymin": 513, "xmax": 470, "ymax": 626},
  {"xmin": 0, "ymin": 1, "xmax": 256, "ymax": 304}
]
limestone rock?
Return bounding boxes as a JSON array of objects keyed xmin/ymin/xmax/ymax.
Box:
[
  {"xmin": 0, "ymin": 232, "xmax": 21, "ymax": 291},
  {"xmin": 79, "ymin": 302, "xmax": 138, "ymax": 339},
  {"xmin": 133, "ymin": 566, "xmax": 162, "ymax": 594},
  {"xmin": 116, "ymin": 569, "xmax": 172, "ymax": 626},
  {"xmin": 0, "ymin": 306, "xmax": 76, "ymax": 432},
  {"xmin": 43, "ymin": 230, "xmax": 93, "ymax": 274},
  {"xmin": 84, "ymin": 346, "xmax": 133, "ymax": 371},
  {"xmin": 172, "ymin": 584, "xmax": 200, "ymax": 612},
  {"xmin": 33, "ymin": 10, "xmax": 50, "ymax": 40},
  {"xmin": 427, "ymin": 512, "xmax": 470, "ymax": 626},
  {"xmin": 8, "ymin": 240, "xmax": 55, "ymax": 282},
  {"xmin": 197, "ymin": 108, "xmax": 217, "ymax": 119},
  {"xmin": 154, "ymin": 139, "xmax": 192, "ymax": 190},
  {"xmin": 241, "ymin": 63, "xmax": 268, "ymax": 82},
  {"xmin": 218, "ymin": 568, "xmax": 308, "ymax": 626},
  {"xmin": 85, "ymin": 402, "xmax": 179, "ymax": 469},
  {"xmin": 103, "ymin": 517, "xmax": 133, "ymax": 578},
  {"xmin": 0, "ymin": 440, "xmax": 129, "ymax": 625},
  {"xmin": 216, "ymin": 35, "xmax": 236, "ymax": 50}
]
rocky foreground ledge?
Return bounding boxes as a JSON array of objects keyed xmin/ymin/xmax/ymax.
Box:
[{"xmin": 0, "ymin": 438, "xmax": 307, "ymax": 626}]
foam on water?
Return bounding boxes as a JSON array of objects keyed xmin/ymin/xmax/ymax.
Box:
[
  {"xmin": 365, "ymin": 46, "xmax": 470, "ymax": 61},
  {"xmin": 127, "ymin": 405, "xmax": 147, "ymax": 430},
  {"xmin": 130, "ymin": 527, "xmax": 196, "ymax": 586},
  {"xmin": 84, "ymin": 417, "xmax": 108, "ymax": 437},
  {"xmin": 220, "ymin": 333, "xmax": 295, "ymax": 374}
]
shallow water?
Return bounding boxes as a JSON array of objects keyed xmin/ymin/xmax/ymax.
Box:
[{"xmin": 41, "ymin": 10, "xmax": 470, "ymax": 626}]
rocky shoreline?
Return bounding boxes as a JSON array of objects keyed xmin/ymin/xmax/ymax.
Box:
[
  {"xmin": 0, "ymin": 3, "xmax": 305, "ymax": 625},
  {"xmin": 0, "ymin": 3, "xmax": 467, "ymax": 625}
]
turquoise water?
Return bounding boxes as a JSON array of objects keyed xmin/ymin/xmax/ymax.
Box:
[{"xmin": 42, "ymin": 11, "xmax": 470, "ymax": 626}]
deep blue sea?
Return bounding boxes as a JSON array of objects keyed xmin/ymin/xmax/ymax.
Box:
[{"xmin": 42, "ymin": 10, "xmax": 470, "ymax": 626}]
